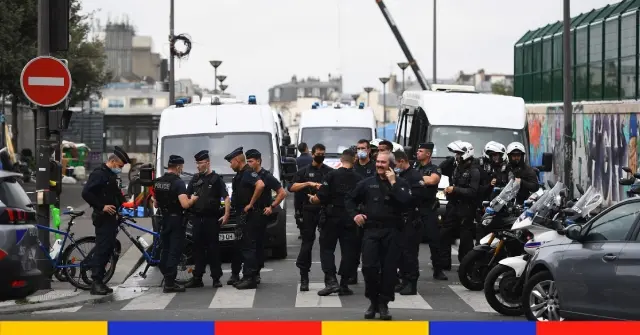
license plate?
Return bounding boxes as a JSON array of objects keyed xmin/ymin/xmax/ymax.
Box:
[{"xmin": 219, "ymin": 233, "xmax": 235, "ymax": 241}]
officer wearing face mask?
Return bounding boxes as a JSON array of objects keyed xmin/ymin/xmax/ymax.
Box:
[
  {"xmin": 82, "ymin": 146, "xmax": 130, "ymax": 295},
  {"xmin": 505, "ymin": 142, "xmax": 539, "ymax": 204},
  {"xmin": 153, "ymin": 155, "xmax": 200, "ymax": 293},
  {"xmin": 288, "ymin": 143, "xmax": 332, "ymax": 291},
  {"xmin": 350, "ymin": 139, "xmax": 375, "ymax": 284}
]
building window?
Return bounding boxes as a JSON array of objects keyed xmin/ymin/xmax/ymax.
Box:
[
  {"xmin": 108, "ymin": 99, "xmax": 124, "ymax": 108},
  {"xmin": 129, "ymin": 98, "xmax": 153, "ymax": 107},
  {"xmin": 312, "ymin": 87, "xmax": 320, "ymax": 97},
  {"xmin": 274, "ymin": 88, "xmax": 281, "ymax": 99},
  {"xmin": 297, "ymin": 88, "xmax": 304, "ymax": 97},
  {"xmin": 106, "ymin": 126, "xmax": 125, "ymax": 147}
]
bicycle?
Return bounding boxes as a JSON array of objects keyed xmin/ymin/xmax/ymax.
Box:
[{"xmin": 36, "ymin": 207, "xmax": 120, "ymax": 290}]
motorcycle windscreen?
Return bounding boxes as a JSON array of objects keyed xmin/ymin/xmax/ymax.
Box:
[
  {"xmin": 488, "ymin": 178, "xmax": 521, "ymax": 212},
  {"xmin": 527, "ymin": 181, "xmax": 564, "ymax": 219},
  {"xmin": 571, "ymin": 186, "xmax": 603, "ymax": 218}
]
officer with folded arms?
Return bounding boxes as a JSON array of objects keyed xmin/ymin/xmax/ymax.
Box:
[
  {"xmin": 153, "ymin": 155, "xmax": 199, "ymax": 293},
  {"xmin": 184, "ymin": 150, "xmax": 230, "ymax": 289},
  {"xmin": 246, "ymin": 148, "xmax": 287, "ymax": 284},
  {"xmin": 225, "ymin": 147, "xmax": 266, "ymax": 290}
]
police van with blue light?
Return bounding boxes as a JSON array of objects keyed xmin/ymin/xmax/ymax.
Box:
[{"xmin": 154, "ymin": 95, "xmax": 297, "ymax": 259}]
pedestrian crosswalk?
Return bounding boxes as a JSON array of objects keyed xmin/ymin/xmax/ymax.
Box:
[{"xmin": 34, "ymin": 282, "xmax": 499, "ymax": 315}]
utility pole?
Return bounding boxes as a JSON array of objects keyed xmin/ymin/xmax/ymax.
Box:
[
  {"xmin": 433, "ymin": 0, "xmax": 437, "ymax": 84},
  {"xmin": 562, "ymin": 0, "xmax": 573, "ymax": 198},
  {"xmin": 36, "ymin": 0, "xmax": 52, "ymax": 289},
  {"xmin": 169, "ymin": 0, "xmax": 176, "ymax": 103}
]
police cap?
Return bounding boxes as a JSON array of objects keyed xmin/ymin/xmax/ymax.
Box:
[
  {"xmin": 224, "ymin": 147, "xmax": 243, "ymax": 162},
  {"xmin": 245, "ymin": 149, "xmax": 261, "ymax": 160},
  {"xmin": 194, "ymin": 150, "xmax": 209, "ymax": 161},
  {"xmin": 419, "ymin": 142, "xmax": 435, "ymax": 150},
  {"xmin": 168, "ymin": 155, "xmax": 185, "ymax": 165},
  {"xmin": 113, "ymin": 146, "xmax": 131, "ymax": 164}
]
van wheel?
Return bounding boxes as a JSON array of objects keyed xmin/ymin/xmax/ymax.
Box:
[{"xmin": 271, "ymin": 244, "xmax": 287, "ymax": 259}]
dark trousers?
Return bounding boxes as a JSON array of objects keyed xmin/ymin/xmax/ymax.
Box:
[
  {"xmin": 190, "ymin": 215, "xmax": 222, "ymax": 280},
  {"xmin": 362, "ymin": 227, "xmax": 402, "ymax": 303},
  {"xmin": 91, "ymin": 213, "xmax": 118, "ymax": 282},
  {"xmin": 319, "ymin": 211, "xmax": 357, "ymax": 278},
  {"xmin": 159, "ymin": 215, "xmax": 186, "ymax": 285},
  {"xmin": 438, "ymin": 204, "xmax": 475, "ymax": 267},
  {"xmin": 296, "ymin": 208, "xmax": 320, "ymax": 274},
  {"xmin": 398, "ymin": 216, "xmax": 422, "ymax": 281},
  {"xmin": 422, "ymin": 210, "xmax": 445, "ymax": 270},
  {"xmin": 232, "ymin": 211, "xmax": 266, "ymax": 278},
  {"xmin": 352, "ymin": 227, "xmax": 363, "ymax": 278}
]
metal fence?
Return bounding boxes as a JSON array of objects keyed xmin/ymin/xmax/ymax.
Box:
[{"xmin": 514, "ymin": 0, "xmax": 640, "ymax": 103}]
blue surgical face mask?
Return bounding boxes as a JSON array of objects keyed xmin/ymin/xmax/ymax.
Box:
[
  {"xmin": 357, "ymin": 150, "xmax": 368, "ymax": 159},
  {"xmin": 111, "ymin": 167, "xmax": 122, "ymax": 175},
  {"xmin": 393, "ymin": 167, "xmax": 402, "ymax": 174}
]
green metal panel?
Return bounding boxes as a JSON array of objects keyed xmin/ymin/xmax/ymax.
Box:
[
  {"xmin": 571, "ymin": 12, "xmax": 591, "ymax": 28},
  {"xmin": 581, "ymin": 8, "xmax": 605, "ymax": 25},
  {"xmin": 545, "ymin": 21, "xmax": 564, "ymax": 37},
  {"xmin": 609, "ymin": 0, "xmax": 635, "ymax": 16},
  {"xmin": 515, "ymin": 29, "xmax": 537, "ymax": 45},
  {"xmin": 629, "ymin": 0, "xmax": 640, "ymax": 12},
  {"xmin": 534, "ymin": 23, "xmax": 555, "ymax": 40}
]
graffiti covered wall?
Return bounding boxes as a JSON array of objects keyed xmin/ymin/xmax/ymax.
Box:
[{"xmin": 527, "ymin": 101, "xmax": 640, "ymax": 206}]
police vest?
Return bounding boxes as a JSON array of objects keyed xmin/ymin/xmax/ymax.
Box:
[
  {"xmin": 232, "ymin": 165, "xmax": 255, "ymax": 208},
  {"xmin": 191, "ymin": 172, "xmax": 223, "ymax": 216},
  {"xmin": 154, "ymin": 173, "xmax": 183, "ymax": 214},
  {"xmin": 415, "ymin": 163, "xmax": 439, "ymax": 200},
  {"xmin": 91, "ymin": 165, "xmax": 123, "ymax": 208}
]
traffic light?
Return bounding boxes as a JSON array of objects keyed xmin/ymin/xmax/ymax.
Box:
[{"xmin": 49, "ymin": 0, "xmax": 70, "ymax": 52}]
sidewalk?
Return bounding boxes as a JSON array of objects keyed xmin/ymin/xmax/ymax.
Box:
[{"xmin": 0, "ymin": 289, "xmax": 114, "ymax": 315}]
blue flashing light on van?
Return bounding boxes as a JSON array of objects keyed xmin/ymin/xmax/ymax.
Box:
[
  {"xmin": 358, "ymin": 102, "xmax": 365, "ymax": 109},
  {"xmin": 248, "ymin": 95, "xmax": 257, "ymax": 104}
]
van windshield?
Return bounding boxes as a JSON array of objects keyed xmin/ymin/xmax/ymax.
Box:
[
  {"xmin": 429, "ymin": 126, "xmax": 524, "ymax": 158},
  {"xmin": 161, "ymin": 132, "xmax": 273, "ymax": 176},
  {"xmin": 300, "ymin": 127, "xmax": 372, "ymax": 154}
]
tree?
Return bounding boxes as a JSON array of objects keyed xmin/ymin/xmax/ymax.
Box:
[
  {"xmin": 491, "ymin": 81, "xmax": 514, "ymax": 96},
  {"xmin": 0, "ymin": 0, "xmax": 109, "ymax": 148}
]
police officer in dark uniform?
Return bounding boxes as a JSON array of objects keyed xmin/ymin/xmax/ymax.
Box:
[
  {"xmin": 154, "ymin": 155, "xmax": 199, "ymax": 293},
  {"xmin": 349, "ymin": 139, "xmax": 375, "ymax": 284},
  {"xmin": 184, "ymin": 150, "xmax": 230, "ymax": 289},
  {"xmin": 289, "ymin": 143, "xmax": 332, "ymax": 291},
  {"xmin": 438, "ymin": 141, "xmax": 480, "ymax": 268},
  {"xmin": 294, "ymin": 143, "xmax": 313, "ymax": 239},
  {"xmin": 308, "ymin": 149, "xmax": 362, "ymax": 296},
  {"xmin": 505, "ymin": 142, "xmax": 539, "ymax": 204},
  {"xmin": 345, "ymin": 151, "xmax": 412, "ymax": 321},
  {"xmin": 225, "ymin": 147, "xmax": 266, "ymax": 290},
  {"xmin": 246, "ymin": 149, "xmax": 287, "ymax": 284},
  {"xmin": 82, "ymin": 146, "xmax": 130, "ymax": 295}
]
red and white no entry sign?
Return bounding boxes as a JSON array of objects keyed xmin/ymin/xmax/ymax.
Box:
[{"xmin": 20, "ymin": 56, "xmax": 72, "ymax": 107}]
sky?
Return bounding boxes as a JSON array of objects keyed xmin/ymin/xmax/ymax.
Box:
[{"xmin": 80, "ymin": 0, "xmax": 621, "ymax": 102}]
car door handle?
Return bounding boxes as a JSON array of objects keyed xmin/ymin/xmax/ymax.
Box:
[{"xmin": 602, "ymin": 254, "xmax": 618, "ymax": 262}]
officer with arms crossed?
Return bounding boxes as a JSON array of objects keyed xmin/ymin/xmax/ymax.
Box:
[
  {"xmin": 153, "ymin": 155, "xmax": 199, "ymax": 293},
  {"xmin": 82, "ymin": 146, "xmax": 130, "ymax": 295},
  {"xmin": 246, "ymin": 149, "xmax": 287, "ymax": 284},
  {"xmin": 289, "ymin": 143, "xmax": 332, "ymax": 291},
  {"xmin": 345, "ymin": 151, "xmax": 412, "ymax": 321},
  {"xmin": 437, "ymin": 141, "xmax": 480, "ymax": 269},
  {"xmin": 185, "ymin": 150, "xmax": 230, "ymax": 289},
  {"xmin": 225, "ymin": 147, "xmax": 266, "ymax": 290},
  {"xmin": 309, "ymin": 149, "xmax": 362, "ymax": 296}
]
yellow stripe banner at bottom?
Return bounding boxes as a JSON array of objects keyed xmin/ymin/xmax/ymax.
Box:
[
  {"xmin": 0, "ymin": 321, "xmax": 108, "ymax": 335},
  {"xmin": 321, "ymin": 321, "xmax": 429, "ymax": 335}
]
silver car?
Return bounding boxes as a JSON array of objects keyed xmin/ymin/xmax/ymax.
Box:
[{"xmin": 522, "ymin": 197, "xmax": 640, "ymax": 321}]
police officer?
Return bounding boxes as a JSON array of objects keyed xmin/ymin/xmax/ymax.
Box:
[
  {"xmin": 345, "ymin": 151, "xmax": 412, "ymax": 321},
  {"xmin": 505, "ymin": 142, "xmax": 539, "ymax": 204},
  {"xmin": 438, "ymin": 141, "xmax": 480, "ymax": 268},
  {"xmin": 349, "ymin": 139, "xmax": 375, "ymax": 284},
  {"xmin": 478, "ymin": 141, "xmax": 509, "ymax": 200},
  {"xmin": 82, "ymin": 146, "xmax": 130, "ymax": 295},
  {"xmin": 294, "ymin": 143, "xmax": 313, "ymax": 239},
  {"xmin": 289, "ymin": 143, "xmax": 332, "ymax": 291},
  {"xmin": 308, "ymin": 149, "xmax": 362, "ymax": 296},
  {"xmin": 245, "ymin": 149, "xmax": 287, "ymax": 284},
  {"xmin": 184, "ymin": 150, "xmax": 230, "ymax": 289},
  {"xmin": 154, "ymin": 155, "xmax": 199, "ymax": 293},
  {"xmin": 225, "ymin": 147, "xmax": 266, "ymax": 290}
]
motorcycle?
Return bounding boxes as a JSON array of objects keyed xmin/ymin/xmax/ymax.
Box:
[
  {"xmin": 458, "ymin": 179, "xmax": 527, "ymax": 291},
  {"xmin": 483, "ymin": 183, "xmax": 602, "ymax": 316}
]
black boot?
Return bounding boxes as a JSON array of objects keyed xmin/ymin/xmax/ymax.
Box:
[
  {"xmin": 299, "ymin": 272, "xmax": 310, "ymax": 291},
  {"xmin": 317, "ymin": 275, "xmax": 340, "ymax": 296},
  {"xmin": 395, "ymin": 279, "xmax": 408, "ymax": 293},
  {"xmin": 378, "ymin": 302, "xmax": 392, "ymax": 320},
  {"xmin": 364, "ymin": 300, "xmax": 379, "ymax": 319},
  {"xmin": 433, "ymin": 268, "xmax": 448, "ymax": 281},
  {"xmin": 212, "ymin": 278, "xmax": 223, "ymax": 288},
  {"xmin": 163, "ymin": 279, "xmax": 186, "ymax": 293},
  {"xmin": 185, "ymin": 277, "xmax": 204, "ymax": 288},
  {"xmin": 227, "ymin": 274, "xmax": 240, "ymax": 286},
  {"xmin": 235, "ymin": 276, "xmax": 258, "ymax": 290},
  {"xmin": 90, "ymin": 280, "xmax": 110, "ymax": 295},
  {"xmin": 399, "ymin": 280, "xmax": 417, "ymax": 295},
  {"xmin": 338, "ymin": 277, "xmax": 354, "ymax": 296},
  {"xmin": 348, "ymin": 272, "xmax": 358, "ymax": 285}
]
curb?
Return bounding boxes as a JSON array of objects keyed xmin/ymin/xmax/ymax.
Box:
[{"xmin": 0, "ymin": 292, "xmax": 114, "ymax": 315}]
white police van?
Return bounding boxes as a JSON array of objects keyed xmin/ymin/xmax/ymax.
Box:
[
  {"xmin": 296, "ymin": 102, "xmax": 376, "ymax": 168},
  {"xmin": 155, "ymin": 96, "xmax": 297, "ymax": 259}
]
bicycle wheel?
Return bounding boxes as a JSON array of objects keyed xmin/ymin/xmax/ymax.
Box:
[
  {"xmin": 61, "ymin": 236, "xmax": 118, "ymax": 290},
  {"xmin": 175, "ymin": 237, "xmax": 195, "ymax": 285}
]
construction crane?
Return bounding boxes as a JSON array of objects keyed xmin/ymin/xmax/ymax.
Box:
[{"xmin": 375, "ymin": 0, "xmax": 429, "ymax": 90}]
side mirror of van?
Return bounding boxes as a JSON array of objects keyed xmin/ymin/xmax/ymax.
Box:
[
  {"xmin": 282, "ymin": 135, "xmax": 291, "ymax": 147},
  {"xmin": 537, "ymin": 152, "xmax": 553, "ymax": 172},
  {"xmin": 286, "ymin": 144, "xmax": 297, "ymax": 157}
]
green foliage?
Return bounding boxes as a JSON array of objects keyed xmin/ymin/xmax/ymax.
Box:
[
  {"xmin": 491, "ymin": 82, "xmax": 514, "ymax": 96},
  {"xmin": 0, "ymin": 0, "xmax": 109, "ymax": 106}
]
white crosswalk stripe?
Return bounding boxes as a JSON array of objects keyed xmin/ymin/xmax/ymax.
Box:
[{"xmin": 38, "ymin": 281, "xmax": 498, "ymax": 314}]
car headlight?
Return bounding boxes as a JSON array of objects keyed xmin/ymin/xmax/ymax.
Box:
[{"xmin": 437, "ymin": 190, "xmax": 445, "ymax": 200}]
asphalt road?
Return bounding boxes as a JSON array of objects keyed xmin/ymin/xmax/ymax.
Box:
[{"xmin": 11, "ymin": 197, "xmax": 520, "ymax": 321}]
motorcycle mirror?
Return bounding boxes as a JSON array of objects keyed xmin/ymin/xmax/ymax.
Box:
[
  {"xmin": 619, "ymin": 178, "xmax": 635, "ymax": 186},
  {"xmin": 634, "ymin": 173, "xmax": 640, "ymax": 179},
  {"xmin": 576, "ymin": 184, "xmax": 584, "ymax": 195},
  {"xmin": 622, "ymin": 166, "xmax": 632, "ymax": 173}
]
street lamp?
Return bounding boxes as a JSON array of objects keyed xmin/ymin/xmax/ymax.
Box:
[
  {"xmin": 379, "ymin": 77, "xmax": 390, "ymax": 139},
  {"xmin": 209, "ymin": 60, "xmax": 222, "ymax": 92},
  {"xmin": 397, "ymin": 62, "xmax": 409, "ymax": 93},
  {"xmin": 433, "ymin": 0, "xmax": 437, "ymax": 84},
  {"xmin": 220, "ymin": 84, "xmax": 228, "ymax": 94},
  {"xmin": 216, "ymin": 75, "xmax": 227, "ymax": 93},
  {"xmin": 364, "ymin": 87, "xmax": 373, "ymax": 107},
  {"xmin": 351, "ymin": 94, "xmax": 359, "ymax": 106}
]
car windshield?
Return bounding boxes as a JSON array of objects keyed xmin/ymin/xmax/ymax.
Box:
[
  {"xmin": 0, "ymin": 178, "xmax": 34, "ymax": 211},
  {"xmin": 429, "ymin": 126, "xmax": 524, "ymax": 157},
  {"xmin": 161, "ymin": 133, "xmax": 273, "ymax": 176},
  {"xmin": 300, "ymin": 127, "xmax": 372, "ymax": 154}
]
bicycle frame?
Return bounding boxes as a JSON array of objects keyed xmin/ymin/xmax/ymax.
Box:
[
  {"xmin": 117, "ymin": 218, "xmax": 161, "ymax": 266},
  {"xmin": 35, "ymin": 224, "xmax": 87, "ymax": 270}
]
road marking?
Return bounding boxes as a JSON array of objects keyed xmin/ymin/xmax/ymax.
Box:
[
  {"xmin": 388, "ymin": 294, "xmax": 433, "ymax": 310},
  {"xmin": 221, "ymin": 268, "xmax": 272, "ymax": 273},
  {"xmin": 448, "ymin": 284, "xmax": 493, "ymax": 313},
  {"xmin": 295, "ymin": 282, "xmax": 341, "ymax": 308},
  {"xmin": 28, "ymin": 76, "xmax": 64, "ymax": 86},
  {"xmin": 122, "ymin": 290, "xmax": 175, "ymax": 310},
  {"xmin": 32, "ymin": 306, "xmax": 82, "ymax": 314},
  {"xmin": 209, "ymin": 285, "xmax": 256, "ymax": 308}
]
